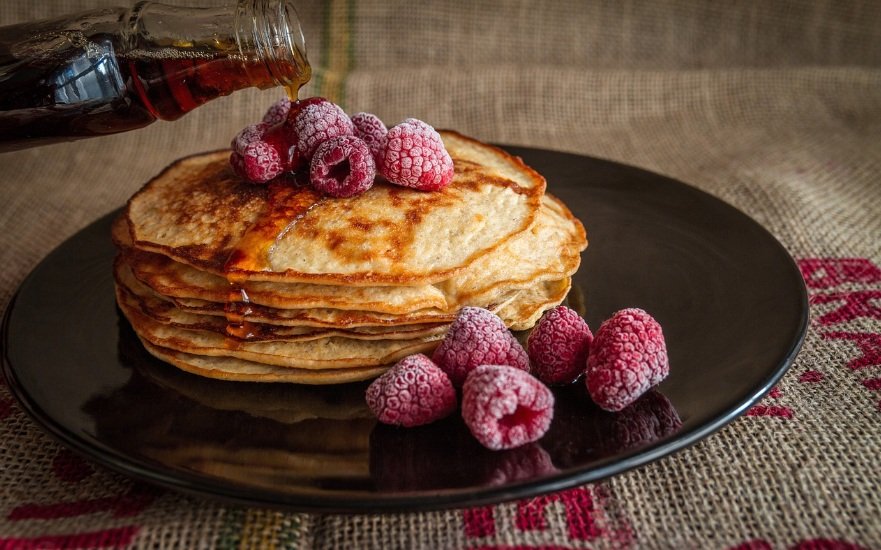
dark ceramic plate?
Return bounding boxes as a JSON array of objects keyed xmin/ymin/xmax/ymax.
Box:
[{"xmin": 1, "ymin": 146, "xmax": 808, "ymax": 512}]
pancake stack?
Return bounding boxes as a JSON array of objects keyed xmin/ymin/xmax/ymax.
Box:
[{"xmin": 113, "ymin": 131, "xmax": 587, "ymax": 383}]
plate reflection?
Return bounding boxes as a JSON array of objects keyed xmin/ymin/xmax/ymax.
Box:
[{"xmin": 81, "ymin": 317, "xmax": 681, "ymax": 495}]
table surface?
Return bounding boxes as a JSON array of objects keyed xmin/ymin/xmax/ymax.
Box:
[{"xmin": 1, "ymin": 1, "xmax": 880, "ymax": 548}]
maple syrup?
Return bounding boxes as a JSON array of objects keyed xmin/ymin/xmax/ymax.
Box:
[
  {"xmin": 0, "ymin": 1, "xmax": 310, "ymax": 151},
  {"xmin": 223, "ymin": 181, "xmax": 324, "ymax": 341}
]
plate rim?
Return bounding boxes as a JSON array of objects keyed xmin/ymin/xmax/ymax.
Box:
[{"xmin": 0, "ymin": 146, "xmax": 809, "ymax": 513}]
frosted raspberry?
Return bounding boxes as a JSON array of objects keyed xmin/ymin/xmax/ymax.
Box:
[
  {"xmin": 586, "ymin": 308, "xmax": 669, "ymax": 412},
  {"xmin": 432, "ymin": 307, "xmax": 529, "ymax": 388},
  {"xmin": 262, "ymin": 97, "xmax": 291, "ymax": 126},
  {"xmin": 309, "ymin": 136, "xmax": 376, "ymax": 198},
  {"xmin": 350, "ymin": 112, "xmax": 388, "ymax": 163},
  {"xmin": 379, "ymin": 118, "xmax": 454, "ymax": 191},
  {"xmin": 290, "ymin": 100, "xmax": 355, "ymax": 170},
  {"xmin": 366, "ymin": 354, "xmax": 457, "ymax": 427},
  {"xmin": 229, "ymin": 140, "xmax": 285, "ymax": 184},
  {"xmin": 231, "ymin": 122, "xmax": 270, "ymax": 155},
  {"xmin": 462, "ymin": 365, "xmax": 555, "ymax": 450},
  {"xmin": 527, "ymin": 306, "xmax": 593, "ymax": 385}
]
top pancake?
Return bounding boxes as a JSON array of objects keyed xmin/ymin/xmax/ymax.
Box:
[{"xmin": 124, "ymin": 131, "xmax": 546, "ymax": 286}]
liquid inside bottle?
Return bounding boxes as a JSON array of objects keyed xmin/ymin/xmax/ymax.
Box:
[{"xmin": 0, "ymin": 1, "xmax": 310, "ymax": 152}]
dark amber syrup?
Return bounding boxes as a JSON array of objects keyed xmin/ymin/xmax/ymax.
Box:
[
  {"xmin": 222, "ymin": 177, "xmax": 324, "ymax": 342},
  {"xmin": 0, "ymin": 30, "xmax": 310, "ymax": 150}
]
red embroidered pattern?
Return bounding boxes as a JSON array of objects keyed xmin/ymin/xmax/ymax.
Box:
[
  {"xmin": 748, "ymin": 385, "xmax": 793, "ymax": 419},
  {"xmin": 746, "ymin": 405, "xmax": 794, "ymax": 419},
  {"xmin": 51, "ymin": 448, "xmax": 95, "ymax": 484},
  {"xmin": 515, "ymin": 489, "xmax": 601, "ymax": 540},
  {"xmin": 798, "ymin": 258, "xmax": 881, "ymax": 289},
  {"xmin": 821, "ymin": 332, "xmax": 881, "ymax": 371},
  {"xmin": 464, "ymin": 506, "xmax": 496, "ymax": 538},
  {"xmin": 799, "ymin": 258, "xmax": 881, "ymax": 413},
  {"xmin": 8, "ymin": 484, "xmax": 159, "ymax": 520},
  {"xmin": 0, "ymin": 526, "xmax": 139, "ymax": 549},
  {"xmin": 463, "ymin": 485, "xmax": 632, "ymax": 549},
  {"xmin": 798, "ymin": 371, "xmax": 825, "ymax": 383},
  {"xmin": 811, "ymin": 290, "xmax": 881, "ymax": 326}
]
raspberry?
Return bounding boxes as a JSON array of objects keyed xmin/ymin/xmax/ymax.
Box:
[
  {"xmin": 379, "ymin": 118, "xmax": 454, "ymax": 191},
  {"xmin": 309, "ymin": 135, "xmax": 376, "ymax": 198},
  {"xmin": 350, "ymin": 112, "xmax": 388, "ymax": 163},
  {"xmin": 432, "ymin": 307, "xmax": 529, "ymax": 387},
  {"xmin": 231, "ymin": 122, "xmax": 270, "ymax": 155},
  {"xmin": 586, "ymin": 308, "xmax": 669, "ymax": 412},
  {"xmin": 462, "ymin": 365, "xmax": 555, "ymax": 450},
  {"xmin": 365, "ymin": 354, "xmax": 457, "ymax": 427},
  {"xmin": 527, "ymin": 306, "xmax": 593, "ymax": 385},
  {"xmin": 290, "ymin": 99, "xmax": 355, "ymax": 171},
  {"xmin": 262, "ymin": 97, "xmax": 291, "ymax": 126},
  {"xmin": 229, "ymin": 140, "xmax": 285, "ymax": 184}
]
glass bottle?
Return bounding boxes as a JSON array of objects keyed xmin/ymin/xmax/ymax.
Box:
[{"xmin": 0, "ymin": 1, "xmax": 310, "ymax": 152}]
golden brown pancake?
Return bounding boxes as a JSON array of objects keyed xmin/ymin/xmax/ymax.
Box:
[
  {"xmin": 140, "ymin": 340, "xmax": 391, "ymax": 383},
  {"xmin": 124, "ymin": 131, "xmax": 547, "ymax": 286},
  {"xmin": 115, "ymin": 261, "xmax": 449, "ymax": 342},
  {"xmin": 119, "ymin": 194, "xmax": 585, "ymax": 316},
  {"xmin": 113, "ymin": 131, "xmax": 586, "ymax": 383}
]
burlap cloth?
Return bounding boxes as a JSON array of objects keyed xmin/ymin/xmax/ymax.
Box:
[{"xmin": 2, "ymin": 1, "xmax": 880, "ymax": 548}]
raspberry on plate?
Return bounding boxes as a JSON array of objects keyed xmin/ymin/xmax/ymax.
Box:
[
  {"xmin": 462, "ymin": 365, "xmax": 555, "ymax": 450},
  {"xmin": 289, "ymin": 99, "xmax": 355, "ymax": 171},
  {"xmin": 365, "ymin": 354, "xmax": 457, "ymax": 427},
  {"xmin": 231, "ymin": 122, "xmax": 270, "ymax": 155},
  {"xmin": 586, "ymin": 308, "xmax": 669, "ymax": 411},
  {"xmin": 432, "ymin": 306, "xmax": 529, "ymax": 387},
  {"xmin": 379, "ymin": 118, "xmax": 454, "ymax": 191},
  {"xmin": 229, "ymin": 140, "xmax": 285, "ymax": 184},
  {"xmin": 262, "ymin": 97, "xmax": 292, "ymax": 126},
  {"xmin": 527, "ymin": 305, "xmax": 593, "ymax": 385},
  {"xmin": 309, "ymin": 135, "xmax": 376, "ymax": 198},
  {"xmin": 350, "ymin": 112, "xmax": 388, "ymax": 164}
]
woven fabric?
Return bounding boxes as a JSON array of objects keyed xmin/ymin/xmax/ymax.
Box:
[{"xmin": 1, "ymin": 1, "xmax": 880, "ymax": 548}]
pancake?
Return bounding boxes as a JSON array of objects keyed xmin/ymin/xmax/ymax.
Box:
[
  {"xmin": 435, "ymin": 194, "xmax": 585, "ymax": 306},
  {"xmin": 124, "ymin": 131, "xmax": 546, "ymax": 286},
  {"xmin": 503, "ymin": 278, "xmax": 572, "ymax": 330},
  {"xmin": 117, "ymin": 273, "xmax": 569, "ymax": 368},
  {"xmin": 114, "ymin": 129, "xmax": 587, "ymax": 384},
  {"xmin": 125, "ymin": 249, "xmax": 449, "ymax": 314},
  {"xmin": 141, "ymin": 340, "xmax": 390, "ymax": 383},
  {"xmin": 120, "ymin": 194, "xmax": 585, "ymax": 315},
  {"xmin": 116, "ymin": 264, "xmax": 449, "ymax": 342},
  {"xmin": 120, "ymin": 292, "xmax": 443, "ymax": 370}
]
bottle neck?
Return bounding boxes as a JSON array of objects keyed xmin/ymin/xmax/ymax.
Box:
[
  {"xmin": 124, "ymin": 1, "xmax": 310, "ymax": 120},
  {"xmin": 235, "ymin": 0, "xmax": 311, "ymax": 96}
]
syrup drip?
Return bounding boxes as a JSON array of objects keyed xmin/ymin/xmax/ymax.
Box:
[
  {"xmin": 223, "ymin": 179, "xmax": 324, "ymax": 341},
  {"xmin": 224, "ymin": 271, "xmax": 256, "ymax": 340}
]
